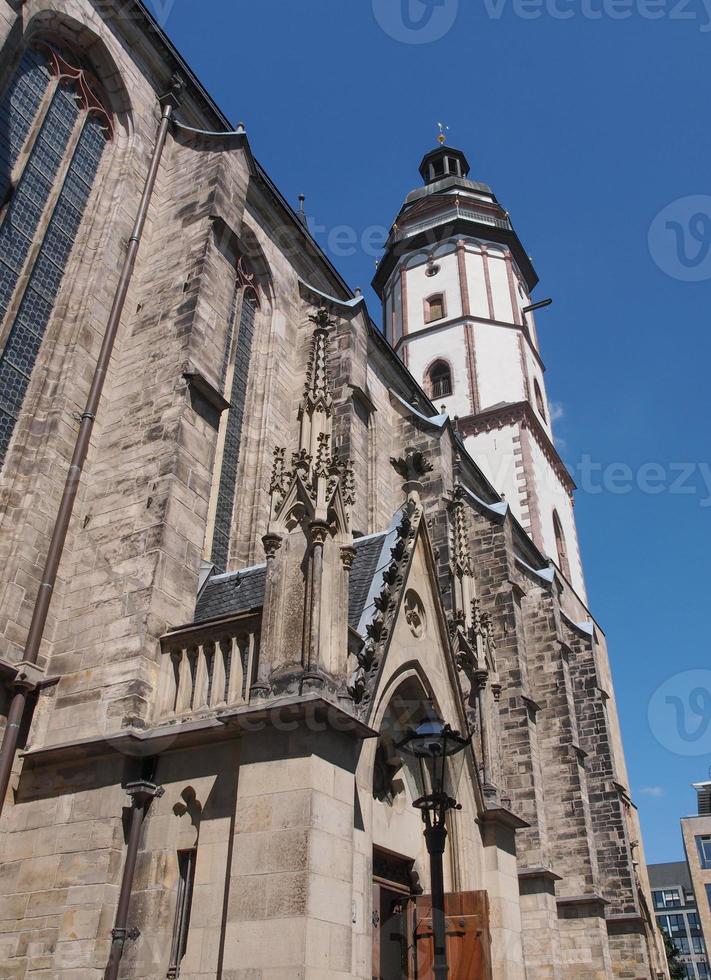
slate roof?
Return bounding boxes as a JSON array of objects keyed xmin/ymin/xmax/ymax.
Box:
[
  {"xmin": 192, "ymin": 528, "xmax": 395, "ymax": 630},
  {"xmin": 348, "ymin": 533, "xmax": 387, "ymax": 629},
  {"xmin": 647, "ymin": 861, "xmax": 692, "ymax": 891},
  {"xmin": 194, "ymin": 564, "xmax": 267, "ymax": 623}
]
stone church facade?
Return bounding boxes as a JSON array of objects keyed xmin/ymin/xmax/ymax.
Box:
[{"xmin": 0, "ymin": 1, "xmax": 667, "ymax": 978}]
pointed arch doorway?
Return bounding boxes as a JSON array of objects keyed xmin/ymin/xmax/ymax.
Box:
[{"xmin": 370, "ymin": 680, "xmax": 494, "ymax": 980}]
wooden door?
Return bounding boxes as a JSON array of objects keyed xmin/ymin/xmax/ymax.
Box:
[
  {"xmin": 411, "ymin": 890, "xmax": 493, "ymax": 980},
  {"xmin": 372, "ymin": 882, "xmax": 410, "ymax": 980}
]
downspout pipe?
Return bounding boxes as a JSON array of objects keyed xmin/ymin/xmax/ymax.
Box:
[
  {"xmin": 0, "ymin": 73, "xmax": 184, "ymax": 820},
  {"xmin": 104, "ymin": 776, "xmax": 164, "ymax": 980}
]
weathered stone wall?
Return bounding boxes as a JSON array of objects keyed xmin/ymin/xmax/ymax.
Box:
[{"xmin": 0, "ymin": 2, "xmax": 666, "ymax": 978}]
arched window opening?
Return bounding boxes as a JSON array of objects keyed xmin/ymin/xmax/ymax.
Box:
[
  {"xmin": 428, "ymin": 359, "xmax": 452, "ymax": 400},
  {"xmin": 424, "ymin": 293, "xmax": 446, "ymax": 324},
  {"xmin": 552, "ymin": 510, "xmax": 570, "ymax": 580},
  {"xmin": 210, "ymin": 257, "xmax": 262, "ymax": 572},
  {"xmin": 534, "ymin": 379, "xmax": 546, "ymax": 422},
  {"xmin": 0, "ymin": 41, "xmax": 113, "ymax": 466}
]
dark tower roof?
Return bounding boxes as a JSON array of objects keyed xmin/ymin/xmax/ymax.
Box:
[
  {"xmin": 372, "ymin": 142, "xmax": 539, "ymax": 296},
  {"xmin": 418, "ymin": 145, "xmax": 471, "ymax": 185}
]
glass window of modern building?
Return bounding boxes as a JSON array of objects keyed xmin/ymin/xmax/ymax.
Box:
[{"xmin": 650, "ymin": 860, "xmax": 710, "ymax": 980}]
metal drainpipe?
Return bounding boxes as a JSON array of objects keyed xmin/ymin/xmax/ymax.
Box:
[
  {"xmin": 104, "ymin": 777, "xmax": 164, "ymax": 980},
  {"xmin": 0, "ymin": 73, "xmax": 184, "ymax": 819}
]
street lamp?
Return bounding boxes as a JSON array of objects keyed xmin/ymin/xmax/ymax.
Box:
[{"xmin": 398, "ymin": 707, "xmax": 471, "ymax": 979}]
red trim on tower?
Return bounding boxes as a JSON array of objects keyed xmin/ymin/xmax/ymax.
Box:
[
  {"xmin": 517, "ymin": 332, "xmax": 532, "ymax": 403},
  {"xmin": 456, "ymin": 239, "xmax": 471, "ymax": 317},
  {"xmin": 520, "ymin": 426, "xmax": 544, "ymax": 550},
  {"xmin": 464, "ymin": 323, "xmax": 480, "ymax": 415},
  {"xmin": 481, "ymin": 246, "xmax": 495, "ymax": 321},
  {"xmin": 505, "ymin": 252, "xmax": 521, "ymax": 326},
  {"xmin": 400, "ymin": 267, "xmax": 409, "ymax": 339},
  {"xmin": 456, "ymin": 400, "xmax": 575, "ymax": 496}
]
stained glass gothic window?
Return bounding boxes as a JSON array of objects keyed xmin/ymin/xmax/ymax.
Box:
[{"xmin": 0, "ymin": 43, "xmax": 112, "ymax": 465}]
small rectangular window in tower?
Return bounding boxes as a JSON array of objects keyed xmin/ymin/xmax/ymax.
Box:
[
  {"xmin": 424, "ymin": 293, "xmax": 445, "ymax": 324},
  {"xmin": 168, "ymin": 848, "xmax": 197, "ymax": 978}
]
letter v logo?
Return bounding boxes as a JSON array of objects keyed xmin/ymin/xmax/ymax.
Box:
[
  {"xmin": 481, "ymin": 0, "xmax": 508, "ymax": 18},
  {"xmin": 147, "ymin": 0, "xmax": 178, "ymax": 27}
]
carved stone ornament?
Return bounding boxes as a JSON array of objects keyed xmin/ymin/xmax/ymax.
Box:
[
  {"xmin": 262, "ymin": 533, "xmax": 283, "ymax": 560},
  {"xmin": 303, "ymin": 308, "xmax": 335, "ymax": 414},
  {"xmin": 348, "ymin": 500, "xmax": 422, "ymax": 708},
  {"xmin": 390, "ymin": 447, "xmax": 434, "ymax": 482},
  {"xmin": 341, "ymin": 546, "xmax": 357, "ymax": 570},
  {"xmin": 469, "ymin": 597, "xmax": 496, "ymax": 651},
  {"xmin": 403, "ymin": 589, "xmax": 426, "ymax": 640},
  {"xmin": 450, "ymin": 491, "xmax": 474, "ymax": 578}
]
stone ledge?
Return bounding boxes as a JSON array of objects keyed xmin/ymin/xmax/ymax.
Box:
[
  {"xmin": 479, "ymin": 803, "xmax": 529, "ymax": 831},
  {"xmin": 183, "ymin": 370, "xmax": 230, "ymax": 429},
  {"xmin": 556, "ymin": 893, "xmax": 608, "ymax": 908},
  {"xmin": 20, "ymin": 694, "xmax": 378, "ymax": 768},
  {"xmin": 605, "ymin": 912, "xmax": 646, "ymax": 935},
  {"xmin": 518, "ymin": 866, "xmax": 562, "ymax": 882}
]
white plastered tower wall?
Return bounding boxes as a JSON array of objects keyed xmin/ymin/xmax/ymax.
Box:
[{"xmin": 377, "ymin": 145, "xmax": 586, "ymax": 599}]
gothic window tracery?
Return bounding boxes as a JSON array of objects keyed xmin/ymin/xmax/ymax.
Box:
[{"xmin": 0, "ymin": 42, "xmax": 112, "ymax": 465}]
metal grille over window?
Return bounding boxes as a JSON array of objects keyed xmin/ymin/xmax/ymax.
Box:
[
  {"xmin": 0, "ymin": 45, "xmax": 110, "ymax": 466},
  {"xmin": 428, "ymin": 360, "xmax": 452, "ymax": 400},
  {"xmin": 210, "ymin": 290, "xmax": 258, "ymax": 571}
]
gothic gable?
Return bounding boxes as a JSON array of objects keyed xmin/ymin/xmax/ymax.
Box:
[{"xmin": 349, "ymin": 500, "xmax": 469, "ymax": 744}]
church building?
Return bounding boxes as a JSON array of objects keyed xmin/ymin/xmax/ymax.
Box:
[{"xmin": 0, "ymin": 2, "xmax": 668, "ymax": 978}]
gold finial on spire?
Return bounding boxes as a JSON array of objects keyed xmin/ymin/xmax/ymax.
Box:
[{"xmin": 437, "ymin": 121, "xmax": 449, "ymax": 145}]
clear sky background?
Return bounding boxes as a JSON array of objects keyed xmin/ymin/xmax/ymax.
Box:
[{"xmin": 148, "ymin": 0, "xmax": 711, "ymax": 863}]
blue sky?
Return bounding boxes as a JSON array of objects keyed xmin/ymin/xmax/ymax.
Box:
[{"xmin": 149, "ymin": 0, "xmax": 711, "ymax": 862}]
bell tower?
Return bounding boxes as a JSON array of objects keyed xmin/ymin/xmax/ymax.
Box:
[{"xmin": 373, "ymin": 141, "xmax": 586, "ymax": 598}]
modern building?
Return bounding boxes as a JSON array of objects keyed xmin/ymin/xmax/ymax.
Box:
[
  {"xmin": 0, "ymin": 1, "xmax": 669, "ymax": 978},
  {"xmin": 681, "ymin": 780, "xmax": 711, "ymax": 970},
  {"xmin": 649, "ymin": 860, "xmax": 709, "ymax": 979}
]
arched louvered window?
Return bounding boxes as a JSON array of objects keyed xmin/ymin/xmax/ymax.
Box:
[
  {"xmin": 210, "ymin": 258, "xmax": 261, "ymax": 572},
  {"xmin": 0, "ymin": 43, "xmax": 112, "ymax": 465},
  {"xmin": 552, "ymin": 509, "xmax": 570, "ymax": 580},
  {"xmin": 428, "ymin": 359, "xmax": 452, "ymax": 400}
]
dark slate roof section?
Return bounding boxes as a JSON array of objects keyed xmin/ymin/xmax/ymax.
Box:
[
  {"xmin": 193, "ymin": 524, "xmax": 394, "ymax": 629},
  {"xmin": 349, "ymin": 534, "xmax": 387, "ymax": 629},
  {"xmin": 194, "ymin": 564, "xmax": 267, "ymax": 623},
  {"xmin": 647, "ymin": 861, "xmax": 692, "ymax": 891}
]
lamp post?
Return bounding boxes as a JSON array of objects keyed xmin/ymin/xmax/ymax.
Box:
[{"xmin": 398, "ymin": 707, "xmax": 470, "ymax": 980}]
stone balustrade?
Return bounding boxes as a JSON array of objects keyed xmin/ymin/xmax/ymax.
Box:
[{"xmin": 157, "ymin": 616, "xmax": 260, "ymax": 721}]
